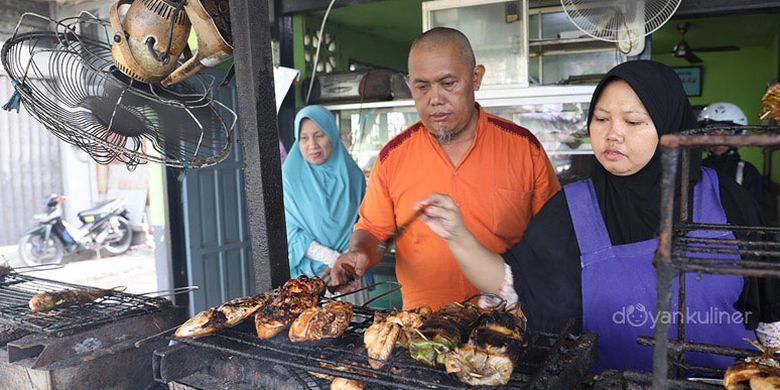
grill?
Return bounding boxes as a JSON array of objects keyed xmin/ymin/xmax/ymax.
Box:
[
  {"xmin": 0, "ymin": 273, "xmax": 170, "ymax": 337},
  {"xmin": 650, "ymin": 126, "xmax": 780, "ymax": 388},
  {"xmin": 154, "ymin": 305, "xmax": 597, "ymax": 389},
  {"xmin": 0, "ymin": 273, "xmax": 183, "ymax": 390}
]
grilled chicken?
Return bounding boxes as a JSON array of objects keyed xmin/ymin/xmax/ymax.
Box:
[
  {"xmin": 724, "ymin": 360, "xmax": 780, "ymax": 390},
  {"xmin": 364, "ymin": 312, "xmax": 402, "ymax": 369},
  {"xmin": 363, "ymin": 306, "xmax": 431, "ymax": 369},
  {"xmin": 444, "ymin": 304, "xmax": 528, "ymax": 386},
  {"xmin": 308, "ymin": 361, "xmax": 367, "ymax": 389},
  {"xmin": 408, "ymin": 302, "xmax": 481, "ymax": 367},
  {"xmin": 175, "ymin": 292, "xmax": 272, "ymax": 338},
  {"xmin": 331, "ymin": 377, "xmax": 364, "ymax": 390},
  {"xmin": 255, "ymin": 276, "xmax": 325, "ymax": 339},
  {"xmin": 289, "ymin": 300, "xmax": 353, "ymax": 342},
  {"xmin": 29, "ymin": 288, "xmax": 114, "ymax": 313},
  {"xmin": 387, "ymin": 305, "xmax": 432, "ymax": 348}
]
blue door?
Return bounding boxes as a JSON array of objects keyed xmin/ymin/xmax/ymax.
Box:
[{"xmin": 180, "ymin": 73, "xmax": 254, "ymax": 315}]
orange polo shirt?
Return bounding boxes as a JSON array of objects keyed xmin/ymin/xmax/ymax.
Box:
[{"xmin": 355, "ymin": 105, "xmax": 561, "ymax": 311}]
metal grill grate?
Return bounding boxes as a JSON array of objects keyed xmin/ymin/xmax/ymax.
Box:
[
  {"xmin": 0, "ymin": 273, "xmax": 170, "ymax": 336},
  {"xmin": 652, "ymin": 126, "xmax": 780, "ymax": 388},
  {"xmin": 170, "ymin": 306, "xmax": 595, "ymax": 389}
]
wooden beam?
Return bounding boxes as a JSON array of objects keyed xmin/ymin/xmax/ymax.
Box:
[
  {"xmin": 673, "ymin": 0, "xmax": 780, "ymax": 18},
  {"xmin": 229, "ymin": 0, "xmax": 291, "ymax": 291}
]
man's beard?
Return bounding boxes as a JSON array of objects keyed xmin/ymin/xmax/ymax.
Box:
[{"xmin": 433, "ymin": 127, "xmax": 463, "ymax": 145}]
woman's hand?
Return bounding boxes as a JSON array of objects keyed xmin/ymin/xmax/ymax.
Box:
[{"xmin": 416, "ymin": 193, "xmax": 469, "ymax": 241}]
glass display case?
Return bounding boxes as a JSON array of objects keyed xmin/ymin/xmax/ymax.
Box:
[{"xmin": 325, "ymin": 85, "xmax": 596, "ymax": 184}]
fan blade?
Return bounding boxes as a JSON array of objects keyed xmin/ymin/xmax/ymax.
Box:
[
  {"xmin": 685, "ymin": 52, "xmax": 703, "ymax": 64},
  {"xmin": 691, "ymin": 46, "xmax": 739, "ymax": 53}
]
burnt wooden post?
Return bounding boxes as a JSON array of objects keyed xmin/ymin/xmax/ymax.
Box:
[{"xmin": 229, "ymin": 0, "xmax": 290, "ymax": 291}]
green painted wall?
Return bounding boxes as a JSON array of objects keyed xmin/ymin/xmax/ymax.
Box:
[
  {"xmin": 769, "ymin": 27, "xmax": 780, "ymax": 186},
  {"xmin": 292, "ymin": 12, "xmax": 413, "ymax": 109},
  {"xmin": 336, "ymin": 24, "xmax": 409, "ymax": 72},
  {"xmin": 653, "ymin": 40, "xmax": 778, "ymax": 185}
]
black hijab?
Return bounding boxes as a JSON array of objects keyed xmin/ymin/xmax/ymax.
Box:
[{"xmin": 586, "ymin": 60, "xmax": 701, "ymax": 244}]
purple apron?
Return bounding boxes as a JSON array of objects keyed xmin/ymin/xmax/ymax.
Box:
[{"xmin": 565, "ymin": 168, "xmax": 754, "ymax": 373}]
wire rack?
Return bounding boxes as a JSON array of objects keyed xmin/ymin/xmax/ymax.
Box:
[
  {"xmin": 1, "ymin": 12, "xmax": 236, "ymax": 170},
  {"xmin": 0, "ymin": 273, "xmax": 170, "ymax": 336},
  {"xmin": 652, "ymin": 125, "xmax": 780, "ymax": 388},
  {"xmin": 169, "ymin": 306, "xmax": 596, "ymax": 389}
]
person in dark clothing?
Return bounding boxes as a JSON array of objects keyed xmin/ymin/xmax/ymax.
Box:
[
  {"xmin": 415, "ymin": 60, "xmax": 780, "ymax": 373},
  {"xmin": 699, "ymin": 102, "xmax": 776, "ymax": 222}
]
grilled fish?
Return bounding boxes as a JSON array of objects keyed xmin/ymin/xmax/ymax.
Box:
[
  {"xmin": 29, "ymin": 288, "xmax": 114, "ymax": 313},
  {"xmin": 289, "ymin": 300, "xmax": 353, "ymax": 342},
  {"xmin": 444, "ymin": 304, "xmax": 527, "ymax": 386},
  {"xmin": 175, "ymin": 292, "xmax": 272, "ymax": 338},
  {"xmin": 255, "ymin": 275, "xmax": 325, "ymax": 339},
  {"xmin": 408, "ymin": 302, "xmax": 480, "ymax": 367}
]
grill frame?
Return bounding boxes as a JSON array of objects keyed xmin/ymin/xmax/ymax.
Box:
[
  {"xmin": 653, "ymin": 126, "xmax": 780, "ymax": 388},
  {"xmin": 0, "ymin": 273, "xmax": 171, "ymax": 337}
]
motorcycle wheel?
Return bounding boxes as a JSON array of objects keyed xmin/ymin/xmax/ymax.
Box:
[
  {"xmin": 101, "ymin": 217, "xmax": 133, "ymax": 256},
  {"xmin": 18, "ymin": 233, "xmax": 64, "ymax": 266}
]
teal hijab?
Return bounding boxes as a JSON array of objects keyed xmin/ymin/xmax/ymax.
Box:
[{"xmin": 283, "ymin": 106, "xmax": 366, "ymax": 278}]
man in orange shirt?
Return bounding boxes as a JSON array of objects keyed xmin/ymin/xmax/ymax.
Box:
[{"xmin": 330, "ymin": 27, "xmax": 560, "ymax": 310}]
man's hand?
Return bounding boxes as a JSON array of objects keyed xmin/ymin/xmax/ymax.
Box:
[
  {"xmin": 329, "ymin": 250, "xmax": 369, "ymax": 293},
  {"xmin": 416, "ymin": 193, "xmax": 468, "ymax": 241}
]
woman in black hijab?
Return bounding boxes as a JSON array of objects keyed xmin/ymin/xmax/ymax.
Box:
[{"xmin": 417, "ymin": 60, "xmax": 779, "ymax": 373}]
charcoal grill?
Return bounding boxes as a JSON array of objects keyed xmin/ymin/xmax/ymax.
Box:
[
  {"xmin": 0, "ymin": 273, "xmax": 184, "ymax": 389},
  {"xmin": 651, "ymin": 126, "xmax": 780, "ymax": 388},
  {"xmin": 0, "ymin": 272, "xmax": 170, "ymax": 336},
  {"xmin": 154, "ymin": 305, "xmax": 597, "ymax": 389}
]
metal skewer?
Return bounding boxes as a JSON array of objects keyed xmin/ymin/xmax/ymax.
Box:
[
  {"xmin": 134, "ymin": 325, "xmax": 181, "ymax": 348},
  {"xmin": 136, "ymin": 286, "xmax": 199, "ymax": 297}
]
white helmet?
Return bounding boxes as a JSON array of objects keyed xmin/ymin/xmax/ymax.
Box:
[{"xmin": 697, "ymin": 102, "xmax": 748, "ymax": 126}]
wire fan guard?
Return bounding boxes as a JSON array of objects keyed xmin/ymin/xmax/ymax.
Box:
[
  {"xmin": 560, "ymin": 0, "xmax": 681, "ymax": 43},
  {"xmin": 1, "ymin": 13, "xmax": 236, "ymax": 169}
]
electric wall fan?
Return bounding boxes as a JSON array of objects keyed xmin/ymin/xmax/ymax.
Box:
[
  {"xmin": 671, "ymin": 22, "xmax": 739, "ymax": 64},
  {"xmin": 560, "ymin": 0, "xmax": 682, "ymax": 56},
  {"xmin": 1, "ymin": 12, "xmax": 236, "ymax": 170},
  {"xmin": 109, "ymin": 0, "xmax": 232, "ymax": 86}
]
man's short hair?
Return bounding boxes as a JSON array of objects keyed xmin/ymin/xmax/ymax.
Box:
[{"xmin": 409, "ymin": 27, "xmax": 476, "ymax": 69}]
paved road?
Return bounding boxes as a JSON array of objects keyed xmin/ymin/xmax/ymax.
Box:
[{"xmin": 1, "ymin": 243, "xmax": 158, "ymax": 294}]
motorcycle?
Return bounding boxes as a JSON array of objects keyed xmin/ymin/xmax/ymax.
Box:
[{"xmin": 18, "ymin": 194, "xmax": 134, "ymax": 265}]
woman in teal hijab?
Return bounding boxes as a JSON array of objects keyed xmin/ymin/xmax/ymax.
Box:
[{"xmin": 283, "ymin": 105, "xmax": 366, "ymax": 281}]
